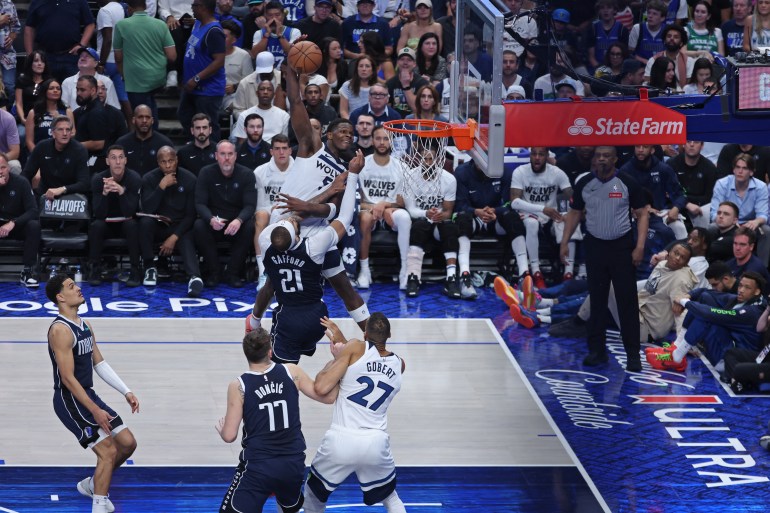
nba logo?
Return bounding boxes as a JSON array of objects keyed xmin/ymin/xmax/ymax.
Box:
[
  {"xmin": 45, "ymin": 199, "xmax": 53, "ymax": 211},
  {"xmin": 85, "ymin": 427, "xmax": 93, "ymax": 437}
]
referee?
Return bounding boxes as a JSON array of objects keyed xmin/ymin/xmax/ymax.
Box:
[{"xmin": 560, "ymin": 146, "xmax": 650, "ymax": 372}]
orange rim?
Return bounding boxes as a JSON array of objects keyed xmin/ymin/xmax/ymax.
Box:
[{"xmin": 382, "ymin": 119, "xmax": 477, "ymax": 151}]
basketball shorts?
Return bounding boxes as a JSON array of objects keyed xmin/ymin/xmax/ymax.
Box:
[
  {"xmin": 270, "ymin": 301, "xmax": 329, "ymax": 363},
  {"xmin": 221, "ymin": 455, "xmax": 305, "ymax": 513},
  {"xmin": 307, "ymin": 425, "xmax": 397, "ymax": 506},
  {"xmin": 52, "ymin": 388, "xmax": 125, "ymax": 449},
  {"xmin": 321, "ymin": 248, "xmax": 345, "ymax": 278}
]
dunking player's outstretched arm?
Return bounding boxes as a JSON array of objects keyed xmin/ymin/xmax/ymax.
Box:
[
  {"xmin": 275, "ymin": 171, "xmax": 348, "ymax": 219},
  {"xmin": 285, "ymin": 54, "xmax": 322, "ymax": 159},
  {"xmin": 285, "ymin": 363, "xmax": 339, "ymax": 403}
]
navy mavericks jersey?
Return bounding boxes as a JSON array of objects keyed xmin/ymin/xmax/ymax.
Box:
[
  {"xmin": 48, "ymin": 315, "xmax": 95, "ymax": 389},
  {"xmin": 264, "ymin": 239, "xmax": 325, "ymax": 305},
  {"xmin": 239, "ymin": 364, "xmax": 305, "ymax": 460}
]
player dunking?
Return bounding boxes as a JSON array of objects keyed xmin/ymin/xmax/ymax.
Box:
[
  {"xmin": 248, "ymin": 52, "xmax": 369, "ymax": 333},
  {"xmin": 248, "ymin": 150, "xmax": 364, "ymax": 363},
  {"xmin": 45, "ymin": 274, "xmax": 139, "ymax": 513},
  {"xmin": 303, "ymin": 313, "xmax": 407, "ymax": 513},
  {"xmin": 216, "ymin": 327, "xmax": 336, "ymax": 513}
]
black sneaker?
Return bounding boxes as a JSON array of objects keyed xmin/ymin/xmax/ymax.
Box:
[
  {"xmin": 188, "ymin": 276, "xmax": 203, "ymax": 297},
  {"xmin": 143, "ymin": 267, "xmax": 158, "ymax": 286},
  {"xmin": 443, "ymin": 274, "xmax": 461, "ymax": 299},
  {"xmin": 406, "ymin": 273, "xmax": 420, "ymax": 297},
  {"xmin": 126, "ymin": 267, "xmax": 141, "ymax": 287},
  {"xmin": 88, "ymin": 264, "xmax": 103, "ymax": 286},
  {"xmin": 20, "ymin": 268, "xmax": 39, "ymax": 288},
  {"xmin": 626, "ymin": 355, "xmax": 642, "ymax": 372}
]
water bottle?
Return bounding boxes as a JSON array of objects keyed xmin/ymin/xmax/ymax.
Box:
[{"xmin": 74, "ymin": 266, "xmax": 82, "ymax": 283}]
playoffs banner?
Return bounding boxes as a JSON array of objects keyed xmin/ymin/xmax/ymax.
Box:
[{"xmin": 505, "ymin": 97, "xmax": 687, "ymax": 147}]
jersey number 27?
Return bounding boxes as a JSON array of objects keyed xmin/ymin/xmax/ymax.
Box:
[{"xmin": 347, "ymin": 377, "xmax": 394, "ymax": 411}]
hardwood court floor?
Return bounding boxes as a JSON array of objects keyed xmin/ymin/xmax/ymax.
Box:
[{"xmin": 0, "ymin": 318, "xmax": 572, "ymax": 468}]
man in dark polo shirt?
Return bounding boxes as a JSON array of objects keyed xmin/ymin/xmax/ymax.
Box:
[
  {"xmin": 177, "ymin": 113, "xmax": 217, "ymax": 176},
  {"xmin": 385, "ymin": 48, "xmax": 428, "ymax": 118},
  {"xmin": 194, "ymin": 140, "xmax": 256, "ymax": 288},
  {"xmin": 560, "ymin": 145, "xmax": 650, "ymax": 372},
  {"xmin": 349, "ymin": 83, "xmax": 402, "ymax": 133},
  {"xmin": 115, "ymin": 105, "xmax": 174, "ymax": 176},
  {"xmin": 22, "ymin": 116, "xmax": 90, "ymax": 199},
  {"xmin": 23, "ymin": 0, "xmax": 95, "ymax": 82},
  {"xmin": 73, "ymin": 75, "xmax": 108, "ymax": 172}
]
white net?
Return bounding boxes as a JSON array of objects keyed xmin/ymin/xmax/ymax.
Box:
[{"xmin": 383, "ymin": 120, "xmax": 450, "ymax": 209}]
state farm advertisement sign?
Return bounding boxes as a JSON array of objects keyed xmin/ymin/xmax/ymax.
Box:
[{"xmin": 505, "ymin": 99, "xmax": 687, "ymax": 147}]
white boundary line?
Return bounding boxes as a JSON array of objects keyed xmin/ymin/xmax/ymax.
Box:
[{"xmin": 485, "ymin": 319, "xmax": 612, "ymax": 513}]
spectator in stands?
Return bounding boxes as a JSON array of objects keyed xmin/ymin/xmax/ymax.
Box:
[
  {"xmin": 96, "ymin": 0, "xmax": 132, "ymax": 124},
  {"xmin": 717, "ymin": 143, "xmax": 770, "ymax": 181},
  {"xmin": 252, "ymin": 133, "xmax": 293, "ymax": 288},
  {"xmin": 359, "ymin": 31, "xmax": 396, "ymax": 82},
  {"xmin": 0, "ymin": 1, "xmax": 19, "ymax": 99},
  {"xmin": 356, "ymin": 125, "xmax": 410, "ymax": 289},
  {"xmin": 88, "ymin": 145, "xmax": 143, "ymax": 287},
  {"xmin": 300, "ymin": 84, "xmax": 338, "ymax": 137},
  {"xmin": 61, "ymin": 48, "xmax": 120, "ymax": 111},
  {"xmin": 96, "ymin": 79, "xmax": 130, "ymax": 153},
  {"xmin": 548, "ymin": 9, "xmax": 582, "ymax": 71},
  {"xmin": 115, "ymin": 0, "xmax": 177, "ymax": 125},
  {"xmin": 510, "ymin": 147, "xmax": 575, "ymax": 287},
  {"xmin": 533, "ymin": 54, "xmax": 586, "ymax": 99},
  {"xmin": 726, "ymin": 226, "xmax": 770, "ymax": 287},
  {"xmin": 236, "ymin": 113, "xmax": 271, "ymax": 169},
  {"xmin": 517, "ymin": 37, "xmax": 546, "ymax": 85},
  {"xmin": 353, "ymin": 114, "xmax": 375, "ymax": 156},
  {"xmin": 556, "ymin": 146, "xmax": 594, "ymax": 186},
  {"xmin": 710, "ymin": 154, "xmax": 770, "ymax": 265},
  {"xmin": 23, "ymin": 116, "xmax": 89, "ymax": 198},
  {"xmin": 722, "ymin": 0, "xmax": 750, "ymax": 56},
  {"xmin": 281, "ymin": 0, "xmax": 308, "ymax": 25},
  {"xmin": 194, "ymin": 140, "xmax": 257, "ymax": 288},
  {"xmin": 668, "ymin": 140, "xmax": 718, "ymax": 228},
  {"xmin": 593, "ymin": 42, "xmax": 629, "ymax": 80},
  {"xmin": 0, "ymin": 107, "xmax": 20, "ymax": 175},
  {"xmin": 116, "ymin": 105, "xmax": 174, "ymax": 176},
  {"xmin": 232, "ymin": 51, "xmax": 278, "ymax": 119},
  {"xmin": 314, "ymin": 37, "xmax": 348, "ymax": 100},
  {"xmin": 216, "ymin": 0, "xmax": 244, "ymax": 47},
  {"xmin": 629, "ymin": 0, "xmax": 666, "ymax": 64},
  {"xmin": 342, "ymin": 0, "xmax": 393, "ymax": 60},
  {"xmin": 708, "ymin": 201, "xmax": 739, "ymax": 262},
  {"xmin": 241, "ymin": 0, "xmax": 267, "ymax": 53},
  {"xmin": 644, "ymin": 24, "xmax": 693, "ymax": 89},
  {"xmin": 339, "ymin": 55, "xmax": 378, "ymax": 119},
  {"xmin": 295, "ymin": 0, "xmax": 343, "ymax": 43},
  {"xmin": 178, "ymin": 0, "xmax": 226, "ymax": 144},
  {"xmin": 349, "ymin": 83, "xmax": 402, "ymax": 131},
  {"xmin": 663, "ymin": 0, "xmax": 689, "ymax": 26},
  {"xmin": 0, "ymin": 153, "xmax": 40, "ymax": 288},
  {"xmin": 685, "ymin": 1, "xmax": 726, "ymax": 58},
  {"xmin": 621, "ymin": 144, "xmax": 688, "ymax": 239},
  {"xmin": 683, "ymin": 57, "xmax": 715, "ymax": 95},
  {"xmin": 706, "ymin": 261, "xmax": 738, "ymax": 291},
  {"xmin": 501, "ymin": 0, "xmax": 537, "ymax": 57},
  {"xmin": 233, "ymin": 79, "xmax": 290, "ymax": 144},
  {"xmin": 221, "ymin": 20, "xmax": 254, "ymax": 113},
  {"xmin": 158, "ymin": 0, "xmax": 195, "ymax": 89},
  {"xmin": 414, "ymin": 32, "xmax": 446, "ymax": 85},
  {"xmin": 406, "ymin": 84, "xmax": 448, "ymax": 125},
  {"xmin": 501, "ymin": 50, "xmax": 532, "ymax": 99},
  {"xmin": 586, "ymin": 0, "xmax": 629, "ymax": 73},
  {"xmin": 397, "ymin": 0, "xmax": 442, "ymax": 54},
  {"xmin": 177, "ymin": 113, "xmax": 217, "ymax": 175},
  {"xmin": 250, "ymin": 0, "xmax": 301, "ymax": 64},
  {"xmin": 743, "ymin": 0, "xmax": 770, "ymax": 51},
  {"xmin": 386, "ymin": 48, "xmax": 428, "ymax": 118},
  {"xmin": 14, "ymin": 51, "xmax": 50, "ymax": 132},
  {"xmin": 461, "ymin": 26, "xmax": 492, "ymax": 82},
  {"xmin": 23, "ymin": 0, "xmax": 95, "ymax": 82},
  {"xmin": 139, "ymin": 146, "xmax": 203, "ymax": 296},
  {"xmin": 73, "ymin": 75, "xmax": 108, "ymax": 172},
  {"xmin": 24, "ymin": 80, "xmax": 74, "ymax": 154},
  {"xmin": 437, "ymin": 0, "xmax": 456, "ymax": 59},
  {"xmin": 646, "ymin": 56, "xmax": 681, "ymax": 92},
  {"xmin": 455, "ymin": 160, "xmax": 528, "ymax": 300},
  {"xmin": 554, "ymin": 79, "xmax": 580, "ymax": 99}
]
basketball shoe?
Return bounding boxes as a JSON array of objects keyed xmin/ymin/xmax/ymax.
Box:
[
  {"xmin": 509, "ymin": 303, "xmax": 539, "ymax": 329},
  {"xmin": 77, "ymin": 477, "xmax": 115, "ymax": 512},
  {"xmin": 645, "ymin": 345, "xmax": 688, "ymax": 372},
  {"xmin": 532, "ymin": 270, "xmax": 547, "ymax": 289},
  {"xmin": 520, "ymin": 274, "xmax": 537, "ymax": 310},
  {"xmin": 494, "ymin": 276, "xmax": 519, "ymax": 307}
]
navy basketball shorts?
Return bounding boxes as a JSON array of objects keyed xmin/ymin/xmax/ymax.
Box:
[
  {"xmin": 52, "ymin": 388, "xmax": 125, "ymax": 449},
  {"xmin": 321, "ymin": 248, "xmax": 345, "ymax": 278},
  {"xmin": 220, "ymin": 455, "xmax": 305, "ymax": 513},
  {"xmin": 270, "ymin": 301, "xmax": 329, "ymax": 363}
]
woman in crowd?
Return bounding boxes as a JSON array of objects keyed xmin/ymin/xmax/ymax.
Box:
[
  {"xmin": 359, "ymin": 31, "xmax": 395, "ymax": 83},
  {"xmin": 406, "ymin": 84, "xmax": 448, "ymax": 123},
  {"xmin": 593, "ymin": 42, "xmax": 629, "ymax": 80},
  {"xmin": 25, "ymin": 79, "xmax": 74, "ymax": 152},
  {"xmin": 683, "ymin": 57, "xmax": 715, "ymax": 95},
  {"xmin": 397, "ymin": 0, "xmax": 442, "ymax": 53},
  {"xmin": 316, "ymin": 37, "xmax": 348, "ymax": 99},
  {"xmin": 686, "ymin": 0, "xmax": 725, "ymax": 58},
  {"xmin": 646, "ymin": 56, "xmax": 681, "ymax": 93},
  {"xmin": 339, "ymin": 55, "xmax": 378, "ymax": 119},
  {"xmin": 415, "ymin": 32, "xmax": 446, "ymax": 85},
  {"xmin": 14, "ymin": 50, "xmax": 50, "ymax": 131},
  {"xmin": 743, "ymin": 0, "xmax": 770, "ymax": 51}
]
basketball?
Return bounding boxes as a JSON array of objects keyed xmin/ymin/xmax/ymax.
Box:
[{"xmin": 287, "ymin": 41, "xmax": 323, "ymax": 74}]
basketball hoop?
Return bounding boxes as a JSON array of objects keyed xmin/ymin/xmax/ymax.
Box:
[{"xmin": 383, "ymin": 119, "xmax": 476, "ymax": 208}]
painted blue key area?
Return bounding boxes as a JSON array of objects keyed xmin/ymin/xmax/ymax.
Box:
[{"xmin": 0, "ymin": 466, "xmax": 598, "ymax": 512}]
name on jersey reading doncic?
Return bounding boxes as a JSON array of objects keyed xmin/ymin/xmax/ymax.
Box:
[{"xmin": 255, "ymin": 381, "xmax": 283, "ymax": 399}]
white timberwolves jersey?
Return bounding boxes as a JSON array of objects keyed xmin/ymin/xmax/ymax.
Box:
[
  {"xmin": 332, "ymin": 342, "xmax": 402, "ymax": 431},
  {"xmin": 254, "ymin": 157, "xmax": 293, "ymax": 212},
  {"xmin": 359, "ymin": 155, "xmax": 403, "ymax": 204}
]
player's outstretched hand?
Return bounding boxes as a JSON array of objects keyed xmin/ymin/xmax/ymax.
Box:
[
  {"xmin": 348, "ymin": 150, "xmax": 365, "ymax": 174},
  {"xmin": 125, "ymin": 392, "xmax": 140, "ymax": 414},
  {"xmin": 276, "ymin": 193, "xmax": 313, "ymax": 217},
  {"xmin": 321, "ymin": 316, "xmax": 347, "ymax": 346}
]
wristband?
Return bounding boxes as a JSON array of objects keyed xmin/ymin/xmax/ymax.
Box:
[{"xmin": 325, "ymin": 202, "xmax": 337, "ymax": 221}]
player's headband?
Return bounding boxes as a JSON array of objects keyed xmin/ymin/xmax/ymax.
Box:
[{"xmin": 275, "ymin": 219, "xmax": 296, "ymax": 243}]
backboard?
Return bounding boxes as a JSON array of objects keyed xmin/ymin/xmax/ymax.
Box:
[{"xmin": 452, "ymin": 0, "xmax": 506, "ymax": 178}]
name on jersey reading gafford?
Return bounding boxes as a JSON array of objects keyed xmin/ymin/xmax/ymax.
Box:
[{"xmin": 270, "ymin": 254, "xmax": 307, "ymax": 267}]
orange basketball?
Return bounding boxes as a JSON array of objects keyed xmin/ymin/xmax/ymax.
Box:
[{"xmin": 287, "ymin": 41, "xmax": 323, "ymax": 74}]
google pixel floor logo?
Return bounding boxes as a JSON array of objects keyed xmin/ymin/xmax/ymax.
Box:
[{"xmin": 568, "ymin": 118, "xmax": 593, "ymax": 136}]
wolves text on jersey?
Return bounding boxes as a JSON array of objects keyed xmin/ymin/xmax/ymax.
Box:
[
  {"xmin": 417, "ymin": 194, "xmax": 444, "ymax": 210},
  {"xmin": 363, "ymin": 179, "xmax": 397, "ymax": 198},
  {"xmin": 525, "ymin": 184, "xmax": 558, "ymax": 204}
]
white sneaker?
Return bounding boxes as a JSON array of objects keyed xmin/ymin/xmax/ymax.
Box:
[
  {"xmin": 188, "ymin": 276, "xmax": 203, "ymax": 297},
  {"xmin": 143, "ymin": 267, "xmax": 157, "ymax": 286},
  {"xmin": 357, "ymin": 267, "xmax": 371, "ymax": 289},
  {"xmin": 77, "ymin": 477, "xmax": 115, "ymax": 513},
  {"xmin": 460, "ymin": 271, "xmax": 477, "ymax": 300},
  {"xmin": 166, "ymin": 70, "xmax": 178, "ymax": 88}
]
